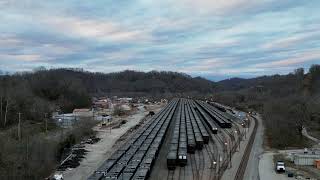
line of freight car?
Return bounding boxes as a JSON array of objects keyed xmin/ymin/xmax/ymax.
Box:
[
  {"xmin": 203, "ymin": 101, "xmax": 233, "ymax": 123},
  {"xmin": 183, "ymin": 99, "xmax": 197, "ymax": 154},
  {"xmin": 90, "ymin": 103, "xmax": 172, "ymax": 179},
  {"xmin": 197, "ymin": 100, "xmax": 228, "ymax": 127},
  {"xmin": 120, "ymin": 99, "xmax": 178, "ymax": 180},
  {"xmin": 104, "ymin": 102, "xmax": 174, "ymax": 179},
  {"xmin": 130, "ymin": 99, "xmax": 178, "ymax": 180},
  {"xmin": 208, "ymin": 101, "xmax": 227, "ymax": 112},
  {"xmin": 179, "ymin": 100, "xmax": 188, "ymax": 166},
  {"xmin": 208, "ymin": 102, "xmax": 238, "ymax": 123},
  {"xmin": 123, "ymin": 103, "xmax": 177, "ymax": 180},
  {"xmin": 88, "ymin": 99, "xmax": 178, "ymax": 180},
  {"xmin": 193, "ymin": 102, "xmax": 218, "ymax": 134},
  {"xmin": 196, "ymin": 101, "xmax": 231, "ymax": 128},
  {"xmin": 185, "ymin": 101, "xmax": 204, "ymax": 149},
  {"xmin": 167, "ymin": 101, "xmax": 182, "ymax": 170},
  {"xmin": 187, "ymin": 100, "xmax": 210, "ymax": 144},
  {"xmin": 203, "ymin": 101, "xmax": 234, "ymax": 128}
]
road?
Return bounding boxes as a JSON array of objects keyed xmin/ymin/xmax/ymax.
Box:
[
  {"xmin": 243, "ymin": 114, "xmax": 264, "ymax": 180},
  {"xmin": 302, "ymin": 127, "xmax": 320, "ymax": 145}
]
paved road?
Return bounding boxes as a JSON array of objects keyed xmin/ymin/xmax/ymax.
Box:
[
  {"xmin": 243, "ymin": 114, "xmax": 264, "ymax": 180},
  {"xmin": 302, "ymin": 127, "xmax": 320, "ymax": 145}
]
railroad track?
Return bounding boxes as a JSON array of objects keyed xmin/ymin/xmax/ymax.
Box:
[
  {"xmin": 234, "ymin": 116, "xmax": 258, "ymax": 180},
  {"xmin": 198, "ymin": 149, "xmax": 205, "ymax": 180},
  {"xmin": 167, "ymin": 170, "xmax": 175, "ymax": 180},
  {"xmin": 179, "ymin": 166, "xmax": 186, "ymax": 180},
  {"xmin": 189, "ymin": 154, "xmax": 198, "ymax": 180}
]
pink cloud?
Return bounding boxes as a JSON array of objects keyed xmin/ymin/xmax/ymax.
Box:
[
  {"xmin": 42, "ymin": 16, "xmax": 152, "ymax": 42},
  {"xmin": 254, "ymin": 50, "xmax": 320, "ymax": 68},
  {"xmin": 0, "ymin": 54, "xmax": 42, "ymax": 62},
  {"xmin": 261, "ymin": 32, "xmax": 320, "ymax": 50}
]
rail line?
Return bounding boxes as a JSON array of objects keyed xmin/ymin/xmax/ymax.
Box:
[
  {"xmin": 179, "ymin": 166, "xmax": 186, "ymax": 180},
  {"xmin": 234, "ymin": 116, "xmax": 258, "ymax": 180},
  {"xmin": 198, "ymin": 149, "xmax": 205, "ymax": 180},
  {"xmin": 189, "ymin": 154, "xmax": 197, "ymax": 180},
  {"xmin": 167, "ymin": 170, "xmax": 175, "ymax": 180}
]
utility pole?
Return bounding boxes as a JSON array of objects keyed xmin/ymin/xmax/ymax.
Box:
[
  {"xmin": 0, "ymin": 96, "xmax": 3, "ymax": 123},
  {"xmin": 44, "ymin": 113, "xmax": 48, "ymax": 134},
  {"xmin": 4, "ymin": 99, "xmax": 9, "ymax": 127},
  {"xmin": 18, "ymin": 112, "xmax": 21, "ymax": 141}
]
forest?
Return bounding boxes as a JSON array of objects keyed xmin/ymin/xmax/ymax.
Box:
[
  {"xmin": 212, "ymin": 64, "xmax": 320, "ymax": 148},
  {"xmin": 0, "ymin": 65, "xmax": 319, "ymax": 179},
  {"xmin": 0, "ymin": 69, "xmax": 215, "ymax": 127}
]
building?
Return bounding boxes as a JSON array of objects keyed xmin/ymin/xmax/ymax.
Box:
[
  {"xmin": 118, "ymin": 97, "xmax": 133, "ymax": 103},
  {"xmin": 293, "ymin": 153, "xmax": 320, "ymax": 166},
  {"xmin": 52, "ymin": 113, "xmax": 76, "ymax": 127},
  {"xmin": 73, "ymin": 108, "xmax": 93, "ymax": 117},
  {"xmin": 93, "ymin": 98, "xmax": 112, "ymax": 109}
]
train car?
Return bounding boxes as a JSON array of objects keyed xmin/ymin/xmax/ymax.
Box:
[
  {"xmin": 194, "ymin": 104, "xmax": 218, "ymax": 134},
  {"xmin": 87, "ymin": 173, "xmax": 104, "ymax": 180},
  {"xmin": 188, "ymin": 101, "xmax": 211, "ymax": 144},
  {"xmin": 105, "ymin": 164, "xmax": 126, "ymax": 179},
  {"xmin": 167, "ymin": 151, "xmax": 177, "ymax": 170},
  {"xmin": 95, "ymin": 159, "xmax": 117, "ymax": 175},
  {"xmin": 178, "ymin": 147, "xmax": 188, "ymax": 166},
  {"xmin": 194, "ymin": 132, "xmax": 204, "ymax": 149},
  {"xmin": 118, "ymin": 173, "xmax": 134, "ymax": 180},
  {"xmin": 197, "ymin": 101, "xmax": 232, "ymax": 129},
  {"xmin": 200, "ymin": 101, "xmax": 232, "ymax": 128},
  {"xmin": 131, "ymin": 168, "xmax": 149, "ymax": 180},
  {"xmin": 187, "ymin": 135, "xmax": 196, "ymax": 153}
]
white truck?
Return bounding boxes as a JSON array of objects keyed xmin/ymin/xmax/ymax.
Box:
[{"xmin": 275, "ymin": 161, "xmax": 286, "ymax": 173}]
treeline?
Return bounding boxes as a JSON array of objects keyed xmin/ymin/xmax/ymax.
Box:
[
  {"xmin": 0, "ymin": 68, "xmax": 214, "ymax": 127},
  {"xmin": 212, "ymin": 64, "xmax": 320, "ymax": 148}
]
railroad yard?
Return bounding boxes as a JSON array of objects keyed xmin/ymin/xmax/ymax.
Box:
[{"xmin": 85, "ymin": 98, "xmax": 254, "ymax": 180}]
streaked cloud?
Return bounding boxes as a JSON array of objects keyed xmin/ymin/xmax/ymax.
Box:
[
  {"xmin": 0, "ymin": 0, "xmax": 319, "ymax": 80},
  {"xmin": 254, "ymin": 50, "xmax": 320, "ymax": 68}
]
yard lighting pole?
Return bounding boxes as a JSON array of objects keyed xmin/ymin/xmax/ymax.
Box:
[
  {"xmin": 235, "ymin": 130, "xmax": 240, "ymax": 151},
  {"xmin": 44, "ymin": 113, "xmax": 48, "ymax": 134},
  {"xmin": 213, "ymin": 161, "xmax": 217, "ymax": 180},
  {"xmin": 18, "ymin": 112, "xmax": 22, "ymax": 141},
  {"xmin": 229, "ymin": 138, "xmax": 232, "ymax": 168},
  {"xmin": 58, "ymin": 118, "xmax": 63, "ymax": 140}
]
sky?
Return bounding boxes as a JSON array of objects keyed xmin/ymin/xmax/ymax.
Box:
[{"xmin": 0, "ymin": 0, "xmax": 319, "ymax": 80}]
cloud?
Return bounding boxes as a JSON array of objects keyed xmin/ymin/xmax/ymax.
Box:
[
  {"xmin": 261, "ymin": 31, "xmax": 320, "ymax": 50},
  {"xmin": 0, "ymin": 54, "xmax": 42, "ymax": 62},
  {"xmin": 254, "ymin": 50, "xmax": 320, "ymax": 68},
  {"xmin": 1, "ymin": 1, "xmax": 320, "ymax": 79},
  {"xmin": 41, "ymin": 15, "xmax": 152, "ymax": 43}
]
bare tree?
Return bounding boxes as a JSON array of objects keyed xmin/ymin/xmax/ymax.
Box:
[{"xmin": 4, "ymin": 98, "xmax": 9, "ymax": 127}]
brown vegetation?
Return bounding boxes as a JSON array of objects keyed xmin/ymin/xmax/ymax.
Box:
[{"xmin": 212, "ymin": 64, "xmax": 320, "ymax": 149}]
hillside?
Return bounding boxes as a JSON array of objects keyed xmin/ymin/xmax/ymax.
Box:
[
  {"xmin": 0, "ymin": 69, "xmax": 215, "ymax": 126},
  {"xmin": 212, "ymin": 64, "xmax": 320, "ymax": 149}
]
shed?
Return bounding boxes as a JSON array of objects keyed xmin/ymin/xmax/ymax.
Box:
[{"xmin": 293, "ymin": 153, "xmax": 320, "ymax": 166}]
